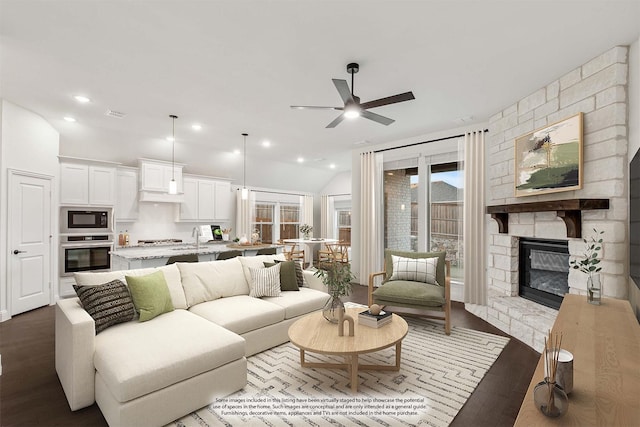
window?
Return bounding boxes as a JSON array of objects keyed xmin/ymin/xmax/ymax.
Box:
[
  {"xmin": 384, "ymin": 159, "xmax": 463, "ymax": 282},
  {"xmin": 253, "ymin": 203, "xmax": 274, "ymax": 243},
  {"xmin": 280, "ymin": 204, "xmax": 301, "ymax": 240},
  {"xmin": 337, "ymin": 209, "xmax": 351, "ymax": 245}
]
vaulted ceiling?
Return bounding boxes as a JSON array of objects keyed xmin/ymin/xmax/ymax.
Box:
[{"xmin": 1, "ymin": 1, "xmax": 638, "ymax": 192}]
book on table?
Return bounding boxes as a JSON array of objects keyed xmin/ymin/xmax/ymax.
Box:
[{"xmin": 358, "ymin": 309, "xmax": 393, "ymax": 328}]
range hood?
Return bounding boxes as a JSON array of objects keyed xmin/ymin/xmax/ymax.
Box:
[{"xmin": 138, "ymin": 191, "xmax": 185, "ymax": 203}]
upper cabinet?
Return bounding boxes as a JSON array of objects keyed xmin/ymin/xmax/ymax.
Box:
[
  {"xmin": 138, "ymin": 159, "xmax": 185, "ymax": 202},
  {"xmin": 60, "ymin": 158, "xmax": 117, "ymax": 206},
  {"xmin": 115, "ymin": 167, "xmax": 139, "ymax": 221},
  {"xmin": 177, "ymin": 175, "xmax": 232, "ymax": 222}
]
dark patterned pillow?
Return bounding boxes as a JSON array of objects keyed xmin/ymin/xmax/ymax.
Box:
[{"xmin": 73, "ymin": 280, "xmax": 136, "ymax": 334}]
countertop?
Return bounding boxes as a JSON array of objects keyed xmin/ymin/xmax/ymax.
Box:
[{"xmin": 111, "ymin": 242, "xmax": 281, "ymax": 260}]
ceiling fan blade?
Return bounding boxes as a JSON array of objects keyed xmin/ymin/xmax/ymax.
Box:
[
  {"xmin": 332, "ymin": 79, "xmax": 354, "ymax": 104},
  {"xmin": 360, "ymin": 91, "xmax": 415, "ymax": 110},
  {"xmin": 361, "ymin": 110, "xmax": 395, "ymax": 126},
  {"xmin": 326, "ymin": 114, "xmax": 346, "ymax": 128},
  {"xmin": 290, "ymin": 105, "xmax": 342, "ymax": 110}
]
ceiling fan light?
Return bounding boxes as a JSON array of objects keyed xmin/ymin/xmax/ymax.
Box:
[{"xmin": 344, "ymin": 105, "xmax": 360, "ymax": 119}]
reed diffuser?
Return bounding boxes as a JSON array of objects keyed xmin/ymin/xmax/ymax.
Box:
[{"xmin": 533, "ymin": 331, "xmax": 569, "ymax": 417}]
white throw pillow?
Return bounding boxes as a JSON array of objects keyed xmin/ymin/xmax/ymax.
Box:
[
  {"xmin": 389, "ymin": 255, "xmax": 438, "ymax": 285},
  {"xmin": 248, "ymin": 263, "xmax": 281, "ymax": 298},
  {"xmin": 239, "ymin": 254, "xmax": 286, "ymax": 287},
  {"xmin": 177, "ymin": 258, "xmax": 248, "ymax": 306}
]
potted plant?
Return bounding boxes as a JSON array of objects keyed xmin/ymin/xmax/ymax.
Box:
[
  {"xmin": 569, "ymin": 228, "xmax": 604, "ymax": 305},
  {"xmin": 300, "ymin": 224, "xmax": 313, "ymax": 240},
  {"xmin": 314, "ymin": 261, "xmax": 354, "ymax": 323}
]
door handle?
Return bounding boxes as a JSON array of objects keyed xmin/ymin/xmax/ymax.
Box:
[{"xmin": 13, "ymin": 249, "xmax": 26, "ymax": 255}]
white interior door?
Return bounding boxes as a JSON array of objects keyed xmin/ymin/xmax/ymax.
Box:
[{"xmin": 10, "ymin": 171, "xmax": 52, "ymax": 315}]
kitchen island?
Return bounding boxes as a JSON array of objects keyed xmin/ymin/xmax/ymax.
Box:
[{"xmin": 111, "ymin": 242, "xmax": 283, "ymax": 270}]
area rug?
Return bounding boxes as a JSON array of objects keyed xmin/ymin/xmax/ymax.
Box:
[{"xmin": 170, "ymin": 306, "xmax": 509, "ymax": 427}]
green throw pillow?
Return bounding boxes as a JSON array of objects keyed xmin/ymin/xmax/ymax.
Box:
[
  {"xmin": 125, "ymin": 270, "xmax": 174, "ymax": 322},
  {"xmin": 265, "ymin": 260, "xmax": 299, "ymax": 291}
]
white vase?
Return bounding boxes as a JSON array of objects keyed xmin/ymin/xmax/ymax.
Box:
[
  {"xmin": 222, "ymin": 233, "xmax": 230, "ymax": 241},
  {"xmin": 587, "ymin": 274, "xmax": 602, "ymax": 305}
]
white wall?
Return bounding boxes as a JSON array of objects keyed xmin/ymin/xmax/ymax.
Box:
[
  {"xmin": 628, "ymin": 37, "xmax": 640, "ymax": 318},
  {"xmin": 0, "ymin": 100, "xmax": 60, "ymax": 320}
]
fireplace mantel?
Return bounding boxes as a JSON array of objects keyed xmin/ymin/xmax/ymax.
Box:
[{"xmin": 486, "ymin": 198, "xmax": 609, "ymax": 238}]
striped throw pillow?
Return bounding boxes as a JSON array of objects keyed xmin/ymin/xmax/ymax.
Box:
[
  {"xmin": 73, "ymin": 279, "xmax": 136, "ymax": 333},
  {"xmin": 389, "ymin": 255, "xmax": 438, "ymax": 285},
  {"xmin": 248, "ymin": 263, "xmax": 282, "ymax": 298}
]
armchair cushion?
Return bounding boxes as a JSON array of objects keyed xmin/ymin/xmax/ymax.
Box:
[
  {"xmin": 389, "ymin": 255, "xmax": 438, "ymax": 285},
  {"xmin": 384, "ymin": 250, "xmax": 446, "ymax": 287},
  {"xmin": 372, "ymin": 280, "xmax": 445, "ymax": 308}
]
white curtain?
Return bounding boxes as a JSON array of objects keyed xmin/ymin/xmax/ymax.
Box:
[
  {"xmin": 235, "ymin": 189, "xmax": 252, "ymax": 240},
  {"xmin": 302, "ymin": 195, "xmax": 314, "ymax": 235},
  {"xmin": 320, "ymin": 195, "xmax": 335, "ymax": 239},
  {"xmin": 463, "ymin": 131, "xmax": 487, "ymax": 305},
  {"xmin": 359, "ymin": 151, "xmax": 384, "ymax": 284}
]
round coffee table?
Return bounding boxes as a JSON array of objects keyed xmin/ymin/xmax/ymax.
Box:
[{"xmin": 288, "ymin": 307, "xmax": 408, "ymax": 393}]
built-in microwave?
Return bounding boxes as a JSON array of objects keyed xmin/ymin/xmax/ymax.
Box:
[{"xmin": 61, "ymin": 207, "xmax": 113, "ymax": 234}]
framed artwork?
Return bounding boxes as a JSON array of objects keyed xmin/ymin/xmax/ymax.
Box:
[{"xmin": 514, "ymin": 112, "xmax": 583, "ymax": 197}]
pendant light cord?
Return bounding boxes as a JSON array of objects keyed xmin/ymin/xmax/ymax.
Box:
[
  {"xmin": 242, "ymin": 133, "xmax": 248, "ymax": 189},
  {"xmin": 170, "ymin": 114, "xmax": 178, "ymax": 180}
]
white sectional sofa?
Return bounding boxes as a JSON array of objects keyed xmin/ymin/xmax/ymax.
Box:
[{"xmin": 55, "ymin": 254, "xmax": 329, "ymax": 427}]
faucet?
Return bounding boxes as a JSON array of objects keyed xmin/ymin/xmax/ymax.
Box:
[{"xmin": 192, "ymin": 226, "xmax": 203, "ymax": 250}]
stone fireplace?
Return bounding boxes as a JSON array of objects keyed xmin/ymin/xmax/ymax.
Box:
[{"xmin": 466, "ymin": 46, "xmax": 630, "ymax": 352}]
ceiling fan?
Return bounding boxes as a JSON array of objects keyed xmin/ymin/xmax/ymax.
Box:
[{"xmin": 290, "ymin": 62, "xmax": 415, "ymax": 128}]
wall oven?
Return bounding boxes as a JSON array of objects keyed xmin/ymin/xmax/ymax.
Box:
[
  {"xmin": 60, "ymin": 235, "xmax": 114, "ymax": 276},
  {"xmin": 60, "ymin": 207, "xmax": 113, "ymax": 234}
]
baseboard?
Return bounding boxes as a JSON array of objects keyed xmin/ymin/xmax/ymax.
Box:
[{"xmin": 0, "ymin": 310, "xmax": 11, "ymax": 322}]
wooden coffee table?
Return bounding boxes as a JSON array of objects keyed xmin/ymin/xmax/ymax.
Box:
[{"xmin": 288, "ymin": 307, "xmax": 408, "ymax": 393}]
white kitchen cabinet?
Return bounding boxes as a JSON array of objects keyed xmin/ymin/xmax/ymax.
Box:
[
  {"xmin": 214, "ymin": 181, "xmax": 231, "ymax": 220},
  {"xmin": 89, "ymin": 166, "xmax": 116, "ymax": 205},
  {"xmin": 60, "ymin": 162, "xmax": 89, "ymax": 205},
  {"xmin": 60, "ymin": 159, "xmax": 116, "ymax": 206},
  {"xmin": 115, "ymin": 167, "xmax": 139, "ymax": 221},
  {"xmin": 138, "ymin": 159, "xmax": 184, "ymax": 202},
  {"xmin": 179, "ymin": 177, "xmax": 198, "ymax": 220},
  {"xmin": 177, "ymin": 175, "xmax": 232, "ymax": 222}
]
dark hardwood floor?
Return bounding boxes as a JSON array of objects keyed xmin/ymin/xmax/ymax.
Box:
[{"xmin": 0, "ymin": 285, "xmax": 539, "ymax": 426}]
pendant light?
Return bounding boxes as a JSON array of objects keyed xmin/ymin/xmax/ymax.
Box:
[
  {"xmin": 241, "ymin": 133, "xmax": 249, "ymax": 200},
  {"xmin": 168, "ymin": 115, "xmax": 178, "ymax": 194}
]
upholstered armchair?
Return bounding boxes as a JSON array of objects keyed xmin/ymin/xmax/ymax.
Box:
[{"xmin": 368, "ymin": 249, "xmax": 451, "ymax": 335}]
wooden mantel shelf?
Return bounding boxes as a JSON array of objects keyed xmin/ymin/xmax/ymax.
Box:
[{"xmin": 486, "ymin": 198, "xmax": 609, "ymax": 238}]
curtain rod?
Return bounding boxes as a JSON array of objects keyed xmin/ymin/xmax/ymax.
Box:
[
  {"xmin": 325, "ymin": 193, "xmax": 350, "ymax": 197},
  {"xmin": 374, "ymin": 129, "xmax": 489, "ymax": 153},
  {"xmin": 241, "ymin": 188, "xmax": 309, "ymax": 197}
]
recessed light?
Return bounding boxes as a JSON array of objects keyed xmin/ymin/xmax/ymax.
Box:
[
  {"xmin": 64, "ymin": 116, "xmax": 76, "ymax": 122},
  {"xmin": 166, "ymin": 136, "xmax": 175, "ymax": 142},
  {"xmin": 297, "ymin": 157, "xmax": 304, "ymax": 163},
  {"xmin": 192, "ymin": 124, "xmax": 202, "ymax": 131},
  {"xmin": 329, "ymin": 163, "xmax": 336, "ymax": 169},
  {"xmin": 74, "ymin": 95, "xmax": 91, "ymax": 103},
  {"xmin": 262, "ymin": 140, "xmax": 271, "ymax": 147},
  {"xmin": 233, "ymin": 149, "xmax": 241, "ymax": 155}
]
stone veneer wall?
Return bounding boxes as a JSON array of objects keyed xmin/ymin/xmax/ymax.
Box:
[{"xmin": 467, "ymin": 46, "xmax": 630, "ymax": 351}]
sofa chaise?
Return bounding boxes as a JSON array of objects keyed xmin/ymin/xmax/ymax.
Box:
[{"xmin": 55, "ymin": 254, "xmax": 329, "ymax": 427}]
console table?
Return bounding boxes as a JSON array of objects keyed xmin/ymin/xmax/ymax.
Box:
[{"xmin": 514, "ymin": 294, "xmax": 640, "ymax": 426}]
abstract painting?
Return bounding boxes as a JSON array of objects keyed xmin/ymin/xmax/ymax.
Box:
[{"xmin": 515, "ymin": 113, "xmax": 583, "ymax": 197}]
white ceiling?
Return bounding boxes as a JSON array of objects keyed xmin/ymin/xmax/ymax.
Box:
[{"xmin": 1, "ymin": 1, "xmax": 638, "ymax": 192}]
